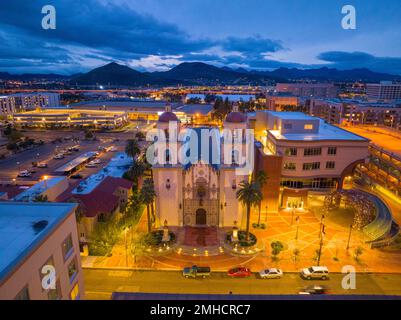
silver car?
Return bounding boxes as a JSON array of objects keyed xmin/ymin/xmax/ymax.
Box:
[{"xmin": 258, "ymin": 268, "xmax": 283, "ymax": 279}]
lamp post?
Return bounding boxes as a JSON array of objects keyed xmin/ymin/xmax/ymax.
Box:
[
  {"xmin": 319, "ymin": 214, "xmax": 325, "ymax": 239},
  {"xmin": 265, "ymin": 205, "xmax": 268, "ymax": 222},
  {"xmin": 295, "ymin": 216, "xmax": 300, "ymax": 240},
  {"xmin": 317, "ymin": 225, "xmax": 325, "ymax": 266},
  {"xmin": 124, "ymin": 227, "xmax": 128, "ymax": 267},
  {"xmin": 346, "ymin": 223, "xmax": 353, "ymax": 250}
]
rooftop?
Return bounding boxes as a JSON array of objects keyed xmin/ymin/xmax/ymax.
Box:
[
  {"xmin": 0, "ymin": 202, "xmax": 77, "ymax": 281},
  {"xmin": 176, "ymin": 104, "xmax": 213, "ymax": 115},
  {"xmin": 13, "ymin": 176, "xmax": 66, "ymax": 202},
  {"xmin": 55, "ymin": 151, "xmax": 97, "ymax": 173},
  {"xmin": 268, "ymin": 111, "xmax": 316, "ymax": 120}
]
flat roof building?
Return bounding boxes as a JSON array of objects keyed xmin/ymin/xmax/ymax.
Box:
[
  {"xmin": 0, "ymin": 202, "xmax": 84, "ymax": 300},
  {"xmin": 366, "ymin": 82, "xmax": 401, "ymax": 100},
  {"xmin": 254, "ymin": 111, "xmax": 369, "ymax": 210},
  {"xmin": 275, "ymin": 83, "xmax": 338, "ymax": 98}
]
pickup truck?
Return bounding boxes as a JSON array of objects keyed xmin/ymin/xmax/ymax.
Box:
[{"xmin": 182, "ymin": 265, "xmax": 211, "ymax": 279}]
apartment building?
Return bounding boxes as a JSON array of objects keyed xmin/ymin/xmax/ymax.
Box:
[
  {"xmin": 310, "ymin": 98, "xmax": 401, "ymax": 127},
  {"xmin": 366, "ymin": 82, "xmax": 401, "ymax": 100},
  {"xmin": 0, "ymin": 92, "xmax": 60, "ymax": 116},
  {"xmin": 254, "ymin": 111, "xmax": 369, "ymax": 210},
  {"xmin": 0, "ymin": 202, "xmax": 84, "ymax": 300}
]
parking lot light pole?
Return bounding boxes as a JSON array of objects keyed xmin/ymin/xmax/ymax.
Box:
[{"xmin": 346, "ymin": 224, "xmax": 353, "ymax": 250}]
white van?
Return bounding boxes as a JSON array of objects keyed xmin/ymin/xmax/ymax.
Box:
[{"xmin": 300, "ymin": 266, "xmax": 329, "ymax": 280}]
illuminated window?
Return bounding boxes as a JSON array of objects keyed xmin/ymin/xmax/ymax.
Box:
[
  {"xmin": 62, "ymin": 234, "xmax": 74, "ymax": 261},
  {"xmin": 70, "ymin": 283, "xmax": 79, "ymax": 300},
  {"xmin": 283, "ymin": 163, "xmax": 296, "ymax": 171},
  {"xmin": 304, "ymin": 124, "xmax": 313, "ymax": 130},
  {"xmin": 326, "ymin": 161, "xmax": 335, "ymax": 169}
]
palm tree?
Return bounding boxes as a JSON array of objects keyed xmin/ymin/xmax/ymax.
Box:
[
  {"xmin": 140, "ymin": 179, "xmax": 156, "ymax": 233},
  {"xmin": 33, "ymin": 194, "xmax": 48, "ymax": 202},
  {"xmin": 125, "ymin": 138, "xmax": 141, "ymax": 160},
  {"xmin": 236, "ymin": 180, "xmax": 262, "ymax": 241},
  {"xmin": 255, "ymin": 171, "xmax": 268, "ymax": 225},
  {"xmin": 127, "ymin": 159, "xmax": 146, "ymax": 190}
]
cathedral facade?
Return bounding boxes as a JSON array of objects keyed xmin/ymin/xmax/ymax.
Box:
[{"xmin": 152, "ymin": 105, "xmax": 250, "ymax": 228}]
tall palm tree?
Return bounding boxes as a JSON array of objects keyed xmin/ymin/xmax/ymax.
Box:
[
  {"xmin": 236, "ymin": 180, "xmax": 262, "ymax": 241},
  {"xmin": 125, "ymin": 138, "xmax": 141, "ymax": 160},
  {"xmin": 140, "ymin": 178, "xmax": 156, "ymax": 233},
  {"xmin": 255, "ymin": 171, "xmax": 268, "ymax": 225},
  {"xmin": 127, "ymin": 159, "xmax": 146, "ymax": 190}
]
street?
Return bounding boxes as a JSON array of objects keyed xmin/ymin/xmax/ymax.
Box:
[{"xmin": 83, "ymin": 269, "xmax": 401, "ymax": 300}]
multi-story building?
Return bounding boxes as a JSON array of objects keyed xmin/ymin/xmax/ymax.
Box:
[
  {"xmin": 310, "ymin": 98, "xmax": 401, "ymax": 127},
  {"xmin": 0, "ymin": 202, "xmax": 84, "ymax": 300},
  {"xmin": 275, "ymin": 83, "xmax": 338, "ymax": 98},
  {"xmin": 254, "ymin": 111, "xmax": 369, "ymax": 210},
  {"xmin": 366, "ymin": 82, "xmax": 401, "ymax": 100},
  {"xmin": 0, "ymin": 93, "xmax": 60, "ymax": 116},
  {"xmin": 265, "ymin": 93, "xmax": 300, "ymax": 111}
]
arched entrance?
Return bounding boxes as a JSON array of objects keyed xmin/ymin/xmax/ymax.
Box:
[{"xmin": 195, "ymin": 208, "xmax": 207, "ymax": 225}]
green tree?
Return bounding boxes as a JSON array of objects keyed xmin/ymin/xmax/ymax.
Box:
[
  {"xmin": 89, "ymin": 219, "xmax": 121, "ymax": 256},
  {"xmin": 125, "ymin": 159, "xmax": 147, "ymax": 189},
  {"xmin": 140, "ymin": 179, "xmax": 156, "ymax": 233},
  {"xmin": 271, "ymin": 241, "xmax": 284, "ymax": 260},
  {"xmin": 354, "ymin": 246, "xmax": 364, "ymax": 262},
  {"xmin": 84, "ymin": 129, "xmax": 94, "ymax": 140},
  {"xmin": 293, "ymin": 248, "xmax": 300, "ymax": 262},
  {"xmin": 125, "ymin": 138, "xmax": 141, "ymax": 159},
  {"xmin": 236, "ymin": 180, "xmax": 262, "ymax": 241},
  {"xmin": 33, "ymin": 194, "xmax": 48, "ymax": 202}
]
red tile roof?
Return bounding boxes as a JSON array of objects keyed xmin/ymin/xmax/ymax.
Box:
[{"xmin": 56, "ymin": 176, "xmax": 133, "ymax": 218}]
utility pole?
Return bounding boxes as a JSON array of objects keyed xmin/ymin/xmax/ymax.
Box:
[
  {"xmin": 346, "ymin": 223, "xmax": 353, "ymax": 250},
  {"xmin": 317, "ymin": 225, "xmax": 325, "ymax": 266}
]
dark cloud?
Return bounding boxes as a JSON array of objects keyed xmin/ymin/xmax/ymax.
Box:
[{"xmin": 0, "ymin": 1, "xmax": 399, "ymax": 74}]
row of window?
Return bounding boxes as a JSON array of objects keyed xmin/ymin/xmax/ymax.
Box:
[
  {"xmin": 283, "ymin": 161, "xmax": 336, "ymax": 171},
  {"xmin": 14, "ymin": 234, "xmax": 79, "ymax": 300},
  {"xmin": 280, "ymin": 178, "xmax": 338, "ymax": 189},
  {"xmin": 284, "ymin": 147, "xmax": 337, "ymax": 157}
]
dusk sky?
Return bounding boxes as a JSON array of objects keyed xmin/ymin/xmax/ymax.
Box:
[{"xmin": 1, "ymin": 0, "xmax": 401, "ymax": 74}]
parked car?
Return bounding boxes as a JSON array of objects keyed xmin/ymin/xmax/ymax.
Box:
[
  {"xmin": 70, "ymin": 174, "xmax": 83, "ymax": 179},
  {"xmin": 91, "ymin": 159, "xmax": 101, "ymax": 164},
  {"xmin": 28, "ymin": 168, "xmax": 37, "ymax": 174},
  {"xmin": 300, "ymin": 266, "xmax": 329, "ymax": 280},
  {"xmin": 109, "ymin": 146, "xmax": 118, "ymax": 152},
  {"xmin": 227, "ymin": 267, "xmax": 252, "ymax": 278},
  {"xmin": 17, "ymin": 170, "xmax": 32, "ymax": 177},
  {"xmin": 85, "ymin": 162, "xmax": 97, "ymax": 168},
  {"xmin": 299, "ymin": 285, "xmax": 328, "ymax": 295},
  {"xmin": 53, "ymin": 154, "xmax": 64, "ymax": 160},
  {"xmin": 37, "ymin": 162, "xmax": 48, "ymax": 168},
  {"xmin": 183, "ymin": 265, "xmax": 211, "ymax": 279},
  {"xmin": 72, "ymin": 145, "xmax": 80, "ymax": 152},
  {"xmin": 258, "ymin": 268, "xmax": 283, "ymax": 279}
]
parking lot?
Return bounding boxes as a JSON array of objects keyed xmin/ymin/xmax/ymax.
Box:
[{"xmin": 0, "ymin": 131, "xmax": 132, "ymax": 182}]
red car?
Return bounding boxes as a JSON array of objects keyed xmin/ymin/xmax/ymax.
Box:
[{"xmin": 227, "ymin": 267, "xmax": 252, "ymax": 278}]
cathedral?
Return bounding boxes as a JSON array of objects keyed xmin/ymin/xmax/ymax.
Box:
[{"xmin": 152, "ymin": 105, "xmax": 250, "ymax": 228}]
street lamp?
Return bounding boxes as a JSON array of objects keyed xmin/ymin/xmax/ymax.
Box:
[
  {"xmin": 42, "ymin": 175, "xmax": 48, "ymax": 189},
  {"xmin": 317, "ymin": 225, "xmax": 325, "ymax": 266},
  {"xmin": 295, "ymin": 216, "xmax": 300, "ymax": 240},
  {"xmin": 346, "ymin": 223, "xmax": 353, "ymax": 250}
]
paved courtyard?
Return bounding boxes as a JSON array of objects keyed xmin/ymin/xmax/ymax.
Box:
[{"xmin": 82, "ymin": 197, "xmax": 401, "ymax": 273}]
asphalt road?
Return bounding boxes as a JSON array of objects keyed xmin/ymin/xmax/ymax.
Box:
[{"xmin": 83, "ymin": 269, "xmax": 401, "ymax": 300}]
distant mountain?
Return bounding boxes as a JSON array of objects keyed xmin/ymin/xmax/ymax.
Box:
[
  {"xmin": 153, "ymin": 62, "xmax": 282, "ymax": 85},
  {"xmin": 258, "ymin": 67, "xmax": 401, "ymax": 82},
  {"xmin": 0, "ymin": 72, "xmax": 70, "ymax": 81},
  {"xmin": 2, "ymin": 62, "xmax": 401, "ymax": 86}
]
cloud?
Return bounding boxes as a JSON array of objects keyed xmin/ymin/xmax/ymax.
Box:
[{"xmin": 317, "ymin": 51, "xmax": 401, "ymax": 75}]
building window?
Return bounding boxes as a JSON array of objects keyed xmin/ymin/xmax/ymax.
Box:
[
  {"xmin": 283, "ymin": 163, "xmax": 296, "ymax": 171},
  {"xmin": 68, "ymin": 258, "xmax": 78, "ymax": 283},
  {"xmin": 285, "ymin": 148, "xmax": 297, "ymax": 156},
  {"xmin": 304, "ymin": 124, "xmax": 313, "ymax": 130},
  {"xmin": 283, "ymin": 123, "xmax": 292, "ymax": 129},
  {"xmin": 47, "ymin": 280, "xmax": 61, "ymax": 300},
  {"xmin": 326, "ymin": 161, "xmax": 336, "ymax": 169},
  {"xmin": 70, "ymin": 283, "xmax": 80, "ymax": 300},
  {"xmin": 328, "ymin": 147, "xmax": 337, "ymax": 155},
  {"xmin": 14, "ymin": 286, "xmax": 30, "ymax": 300},
  {"xmin": 62, "ymin": 234, "xmax": 74, "ymax": 261},
  {"xmin": 303, "ymin": 162, "xmax": 320, "ymax": 171},
  {"xmin": 304, "ymin": 147, "xmax": 322, "ymax": 156}
]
